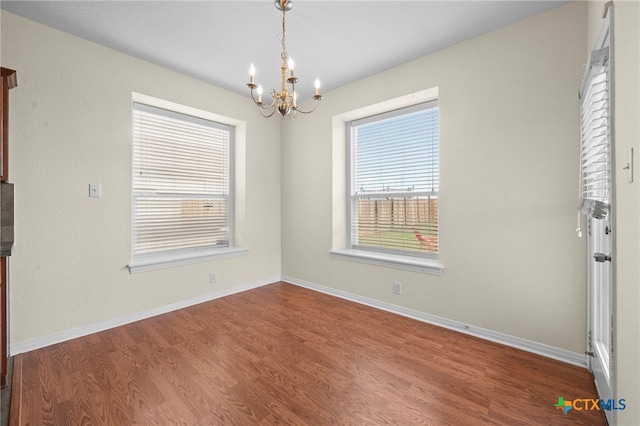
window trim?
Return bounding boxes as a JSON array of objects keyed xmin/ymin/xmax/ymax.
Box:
[
  {"xmin": 330, "ymin": 248, "xmax": 443, "ymax": 276},
  {"xmin": 128, "ymin": 93, "xmax": 247, "ymax": 273},
  {"xmin": 330, "ymin": 88, "xmax": 443, "ymax": 275},
  {"xmin": 129, "ymin": 246, "xmax": 248, "ymax": 274}
]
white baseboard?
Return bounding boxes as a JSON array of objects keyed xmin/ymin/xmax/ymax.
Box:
[
  {"xmin": 9, "ymin": 277, "xmax": 277, "ymax": 356},
  {"xmin": 282, "ymin": 275, "xmax": 588, "ymax": 369},
  {"xmin": 12, "ymin": 275, "xmax": 588, "ymax": 370}
]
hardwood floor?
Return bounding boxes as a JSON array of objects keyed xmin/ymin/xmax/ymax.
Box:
[{"xmin": 11, "ymin": 282, "xmax": 604, "ymax": 425}]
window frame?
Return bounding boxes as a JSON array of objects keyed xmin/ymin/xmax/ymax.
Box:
[
  {"xmin": 128, "ymin": 94, "xmax": 247, "ymax": 273},
  {"xmin": 347, "ymin": 100, "xmax": 439, "ymax": 260}
]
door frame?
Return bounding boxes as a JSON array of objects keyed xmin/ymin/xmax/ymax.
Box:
[{"xmin": 583, "ymin": 4, "xmax": 616, "ymax": 425}]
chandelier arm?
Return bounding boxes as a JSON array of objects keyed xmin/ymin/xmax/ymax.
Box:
[
  {"xmin": 258, "ymin": 97, "xmax": 277, "ymax": 110},
  {"xmin": 248, "ymin": 85, "xmax": 277, "ymax": 109},
  {"xmin": 293, "ymin": 97, "xmax": 322, "ymax": 115},
  {"xmin": 255, "ymin": 101, "xmax": 278, "ymax": 116},
  {"xmin": 258, "ymin": 107, "xmax": 278, "ymax": 118}
]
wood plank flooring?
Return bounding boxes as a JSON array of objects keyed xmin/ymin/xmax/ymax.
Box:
[{"xmin": 11, "ymin": 282, "xmax": 605, "ymax": 425}]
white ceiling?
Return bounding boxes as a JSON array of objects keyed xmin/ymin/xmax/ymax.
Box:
[{"xmin": 1, "ymin": 1, "xmax": 569, "ymax": 100}]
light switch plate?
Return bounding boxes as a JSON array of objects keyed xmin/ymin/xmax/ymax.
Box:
[
  {"xmin": 89, "ymin": 183, "xmax": 101, "ymax": 198},
  {"xmin": 627, "ymin": 147, "xmax": 634, "ymax": 183}
]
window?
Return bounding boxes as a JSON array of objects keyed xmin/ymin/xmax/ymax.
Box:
[
  {"xmin": 130, "ymin": 100, "xmax": 242, "ymax": 272},
  {"xmin": 348, "ymin": 100, "xmax": 439, "ymax": 258}
]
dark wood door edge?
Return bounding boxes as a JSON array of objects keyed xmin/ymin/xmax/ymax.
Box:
[{"xmin": 8, "ymin": 355, "xmax": 21, "ymax": 426}]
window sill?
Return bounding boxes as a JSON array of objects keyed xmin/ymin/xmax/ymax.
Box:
[
  {"xmin": 330, "ymin": 249, "xmax": 443, "ymax": 276},
  {"xmin": 129, "ymin": 246, "xmax": 248, "ymax": 274}
]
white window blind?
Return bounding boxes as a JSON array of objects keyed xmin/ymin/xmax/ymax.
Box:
[
  {"xmin": 132, "ymin": 102, "xmax": 232, "ymax": 258},
  {"xmin": 581, "ymin": 69, "xmax": 610, "ymax": 202},
  {"xmin": 579, "ymin": 47, "xmax": 610, "ymax": 219},
  {"xmin": 349, "ymin": 100, "xmax": 439, "ymax": 257}
]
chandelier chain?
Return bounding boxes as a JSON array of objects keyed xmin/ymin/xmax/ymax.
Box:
[{"xmin": 281, "ymin": 8, "xmax": 287, "ymax": 62}]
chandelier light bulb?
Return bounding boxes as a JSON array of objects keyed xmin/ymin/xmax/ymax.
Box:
[
  {"xmin": 315, "ymin": 78, "xmax": 321, "ymax": 95},
  {"xmin": 249, "ymin": 63, "xmax": 256, "ymax": 84},
  {"xmin": 288, "ymin": 58, "xmax": 295, "ymax": 77}
]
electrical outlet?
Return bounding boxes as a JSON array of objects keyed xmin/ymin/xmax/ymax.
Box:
[
  {"xmin": 393, "ymin": 281, "xmax": 401, "ymax": 295},
  {"xmin": 209, "ymin": 273, "xmax": 217, "ymax": 284}
]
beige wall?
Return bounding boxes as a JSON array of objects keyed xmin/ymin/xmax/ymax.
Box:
[
  {"xmin": 585, "ymin": 1, "xmax": 640, "ymax": 423},
  {"xmin": 1, "ymin": 11, "xmax": 282, "ymax": 344},
  {"xmin": 5, "ymin": 4, "xmax": 638, "ymax": 418},
  {"xmin": 282, "ymin": 2, "xmax": 588, "ymax": 352}
]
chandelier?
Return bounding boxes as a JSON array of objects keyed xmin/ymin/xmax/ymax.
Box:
[{"xmin": 247, "ymin": 0, "xmax": 323, "ymax": 120}]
